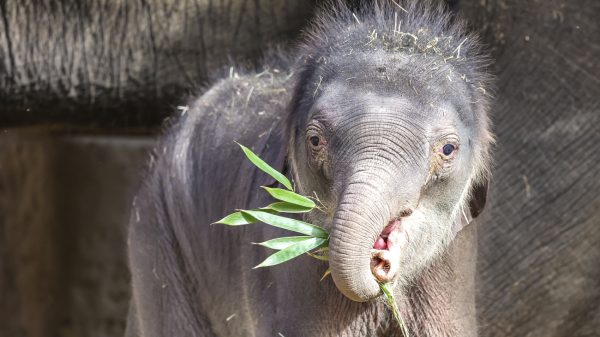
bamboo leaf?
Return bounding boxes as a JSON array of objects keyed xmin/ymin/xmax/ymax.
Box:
[
  {"xmin": 307, "ymin": 251, "xmax": 329, "ymax": 261},
  {"xmin": 261, "ymin": 202, "xmax": 313, "ymax": 214},
  {"xmin": 261, "ymin": 187, "xmax": 316, "ymax": 209},
  {"xmin": 254, "ymin": 236, "xmax": 313, "ymax": 250},
  {"xmin": 312, "ymin": 247, "xmax": 329, "ymax": 254},
  {"xmin": 242, "ymin": 210, "xmax": 328, "ymax": 238},
  {"xmin": 237, "ymin": 143, "xmax": 293, "ymax": 190},
  {"xmin": 307, "ymin": 242, "xmax": 329, "ymax": 261},
  {"xmin": 320, "ymin": 268, "xmax": 332, "ymax": 282},
  {"xmin": 253, "ymin": 237, "xmax": 327, "ymax": 268},
  {"xmin": 213, "ymin": 211, "xmax": 256, "ymax": 226}
]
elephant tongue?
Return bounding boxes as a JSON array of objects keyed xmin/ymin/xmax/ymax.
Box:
[
  {"xmin": 373, "ymin": 220, "xmax": 400, "ymax": 250},
  {"xmin": 374, "ymin": 237, "xmax": 387, "ymax": 250}
]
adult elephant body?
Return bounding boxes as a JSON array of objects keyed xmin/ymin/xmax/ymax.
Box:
[
  {"xmin": 462, "ymin": 0, "xmax": 600, "ymax": 335},
  {"xmin": 0, "ymin": 0, "xmax": 315, "ymax": 127}
]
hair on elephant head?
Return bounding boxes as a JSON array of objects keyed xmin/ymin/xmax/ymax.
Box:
[{"xmin": 285, "ymin": 0, "xmax": 493, "ymax": 302}]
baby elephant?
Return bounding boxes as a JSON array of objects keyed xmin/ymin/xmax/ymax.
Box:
[{"xmin": 126, "ymin": 1, "xmax": 492, "ymax": 336}]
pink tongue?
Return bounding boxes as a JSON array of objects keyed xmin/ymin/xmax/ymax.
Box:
[{"xmin": 374, "ymin": 237, "xmax": 387, "ymax": 250}]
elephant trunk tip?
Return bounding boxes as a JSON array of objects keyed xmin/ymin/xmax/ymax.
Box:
[{"xmin": 330, "ymin": 215, "xmax": 409, "ymax": 302}]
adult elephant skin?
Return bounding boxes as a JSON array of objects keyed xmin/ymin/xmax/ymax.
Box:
[
  {"xmin": 459, "ymin": 0, "xmax": 600, "ymax": 335},
  {"xmin": 0, "ymin": 1, "xmax": 315, "ymax": 336},
  {"xmin": 0, "ymin": 0, "xmax": 315, "ymax": 127}
]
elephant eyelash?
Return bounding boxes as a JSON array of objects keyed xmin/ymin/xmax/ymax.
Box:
[
  {"xmin": 431, "ymin": 133, "xmax": 460, "ymax": 157},
  {"xmin": 427, "ymin": 141, "xmax": 459, "ymax": 181},
  {"xmin": 440, "ymin": 143, "xmax": 458, "ymax": 158},
  {"xmin": 305, "ymin": 120, "xmax": 329, "ymax": 149},
  {"xmin": 304, "ymin": 123, "xmax": 329, "ymax": 174}
]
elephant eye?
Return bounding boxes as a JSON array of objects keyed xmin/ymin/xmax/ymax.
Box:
[
  {"xmin": 310, "ymin": 136, "xmax": 320, "ymax": 146},
  {"xmin": 442, "ymin": 143, "xmax": 456, "ymax": 156},
  {"xmin": 309, "ymin": 135, "xmax": 325, "ymax": 148}
]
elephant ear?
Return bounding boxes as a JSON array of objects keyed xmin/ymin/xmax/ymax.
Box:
[
  {"xmin": 468, "ymin": 177, "xmax": 489, "ymax": 219},
  {"xmin": 452, "ymin": 177, "xmax": 489, "ymax": 235},
  {"xmin": 255, "ymin": 120, "xmax": 290, "ymax": 189},
  {"xmin": 263, "ymin": 159, "xmax": 289, "ymax": 188}
]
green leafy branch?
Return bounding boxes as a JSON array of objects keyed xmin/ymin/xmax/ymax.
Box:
[
  {"xmin": 213, "ymin": 143, "xmax": 329, "ymax": 270},
  {"xmin": 213, "ymin": 143, "xmax": 409, "ymax": 336}
]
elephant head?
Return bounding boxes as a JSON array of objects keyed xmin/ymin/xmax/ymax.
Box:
[{"xmin": 286, "ymin": 3, "xmax": 493, "ymax": 302}]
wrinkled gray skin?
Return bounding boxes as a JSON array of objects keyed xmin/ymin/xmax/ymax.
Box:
[
  {"xmin": 0, "ymin": 0, "xmax": 315, "ymax": 126},
  {"xmin": 127, "ymin": 0, "xmax": 600, "ymax": 337},
  {"xmin": 286, "ymin": 4, "xmax": 493, "ymax": 302},
  {"xmin": 128, "ymin": 2, "xmax": 492, "ymax": 336},
  {"xmin": 461, "ymin": 0, "xmax": 600, "ymax": 335}
]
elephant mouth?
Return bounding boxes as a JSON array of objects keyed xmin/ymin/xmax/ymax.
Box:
[{"xmin": 370, "ymin": 218, "xmax": 406, "ymax": 283}]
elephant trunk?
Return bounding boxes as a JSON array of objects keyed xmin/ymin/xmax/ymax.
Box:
[{"xmin": 329, "ymin": 175, "xmax": 391, "ymax": 302}]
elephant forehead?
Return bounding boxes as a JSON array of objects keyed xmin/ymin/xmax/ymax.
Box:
[
  {"xmin": 315, "ymin": 80, "xmax": 459, "ymax": 130},
  {"xmin": 311, "ymin": 51, "xmax": 476, "ymax": 126}
]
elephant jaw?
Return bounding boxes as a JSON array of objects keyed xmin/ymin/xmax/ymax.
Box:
[{"xmin": 371, "ymin": 218, "xmax": 406, "ymax": 283}]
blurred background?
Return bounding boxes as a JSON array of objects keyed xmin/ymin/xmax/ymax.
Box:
[
  {"xmin": 0, "ymin": 0, "xmax": 598, "ymax": 336},
  {"xmin": 0, "ymin": 1, "xmax": 316, "ymax": 336}
]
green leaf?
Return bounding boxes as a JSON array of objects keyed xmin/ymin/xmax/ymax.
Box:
[
  {"xmin": 237, "ymin": 143, "xmax": 293, "ymax": 191},
  {"xmin": 307, "ymin": 251, "xmax": 329, "ymax": 261},
  {"xmin": 254, "ymin": 236, "xmax": 313, "ymax": 250},
  {"xmin": 307, "ymin": 244, "xmax": 329, "ymax": 261},
  {"xmin": 380, "ymin": 282, "xmax": 411, "ymax": 337},
  {"xmin": 312, "ymin": 247, "xmax": 329, "ymax": 254},
  {"xmin": 261, "ymin": 187, "xmax": 316, "ymax": 209},
  {"xmin": 213, "ymin": 211, "xmax": 256, "ymax": 226},
  {"xmin": 320, "ymin": 268, "xmax": 332, "ymax": 282},
  {"xmin": 242, "ymin": 210, "xmax": 328, "ymax": 238},
  {"xmin": 261, "ymin": 202, "xmax": 313, "ymax": 214},
  {"xmin": 253, "ymin": 237, "xmax": 327, "ymax": 268}
]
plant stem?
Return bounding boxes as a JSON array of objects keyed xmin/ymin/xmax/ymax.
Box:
[{"xmin": 380, "ymin": 282, "xmax": 410, "ymax": 337}]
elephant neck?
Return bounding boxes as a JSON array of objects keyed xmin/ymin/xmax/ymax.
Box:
[{"xmin": 400, "ymin": 223, "xmax": 478, "ymax": 337}]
